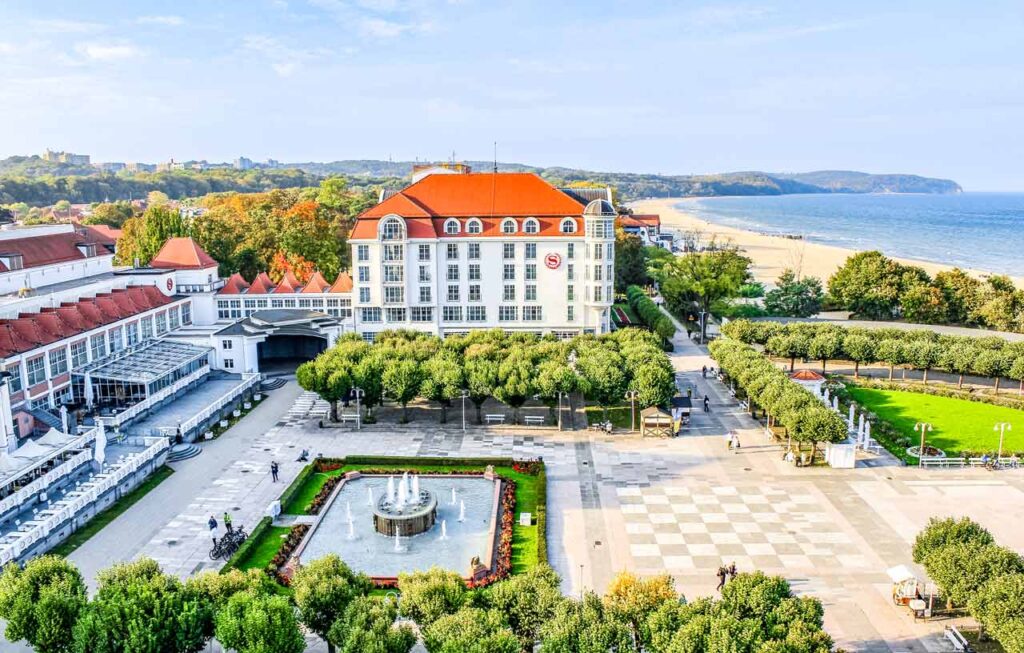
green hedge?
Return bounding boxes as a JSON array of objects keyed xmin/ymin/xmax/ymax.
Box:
[
  {"xmin": 626, "ymin": 285, "xmax": 676, "ymax": 341},
  {"xmin": 277, "ymin": 463, "xmax": 316, "ymax": 515},
  {"xmin": 222, "ymin": 516, "xmax": 272, "ymax": 573},
  {"xmin": 535, "ymin": 465, "xmax": 548, "ymax": 564}
]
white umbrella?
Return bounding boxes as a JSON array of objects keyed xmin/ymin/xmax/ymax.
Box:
[
  {"xmin": 94, "ymin": 424, "xmax": 107, "ymax": 466},
  {"xmin": 84, "ymin": 374, "xmax": 94, "ymax": 407},
  {"xmin": 60, "ymin": 405, "xmax": 69, "ymax": 434},
  {"xmin": 832, "ymin": 396, "xmax": 839, "ymax": 411},
  {"xmin": 847, "ymin": 404, "xmax": 855, "ymax": 429}
]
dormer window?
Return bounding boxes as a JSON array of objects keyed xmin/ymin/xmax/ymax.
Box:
[
  {"xmin": 523, "ymin": 218, "xmax": 539, "ymax": 234},
  {"xmin": 466, "ymin": 218, "xmax": 482, "ymax": 234},
  {"xmin": 501, "ymin": 218, "xmax": 517, "ymax": 234},
  {"xmin": 444, "ymin": 219, "xmax": 461, "ymax": 235},
  {"xmin": 560, "ymin": 218, "xmax": 577, "ymax": 234},
  {"xmin": 76, "ymin": 243, "xmax": 98, "ymax": 258},
  {"xmin": 379, "ymin": 216, "xmax": 406, "ymax": 241},
  {"xmin": 0, "ymin": 253, "xmax": 24, "ymax": 270}
]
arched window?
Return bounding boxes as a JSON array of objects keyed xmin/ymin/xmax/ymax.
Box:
[
  {"xmin": 444, "ymin": 219, "xmax": 460, "ymax": 235},
  {"xmin": 560, "ymin": 218, "xmax": 577, "ymax": 234},
  {"xmin": 466, "ymin": 218, "xmax": 482, "ymax": 234},
  {"xmin": 523, "ymin": 218, "xmax": 539, "ymax": 234},
  {"xmin": 501, "ymin": 218, "xmax": 517, "ymax": 234},
  {"xmin": 379, "ymin": 216, "xmax": 406, "ymax": 241}
]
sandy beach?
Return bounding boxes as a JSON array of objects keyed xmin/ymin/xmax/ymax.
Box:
[{"xmin": 630, "ymin": 198, "xmax": 1024, "ymax": 288}]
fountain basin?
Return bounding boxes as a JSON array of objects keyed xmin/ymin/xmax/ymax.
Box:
[{"xmin": 373, "ymin": 490, "xmax": 437, "ymax": 536}]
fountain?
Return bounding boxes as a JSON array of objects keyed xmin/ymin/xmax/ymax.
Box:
[
  {"xmin": 458, "ymin": 500, "xmax": 466, "ymax": 523},
  {"xmin": 450, "ymin": 487, "xmax": 457, "ymax": 505},
  {"xmin": 394, "ymin": 526, "xmax": 402, "ymax": 552},
  {"xmin": 347, "ymin": 516, "xmax": 355, "ymax": 540},
  {"xmin": 440, "ymin": 519, "xmax": 448, "ymax": 540},
  {"xmin": 346, "ymin": 501, "xmax": 352, "ymax": 523},
  {"xmin": 373, "ymin": 475, "xmax": 438, "ymax": 537},
  {"xmin": 387, "ymin": 476, "xmax": 396, "ymax": 503}
]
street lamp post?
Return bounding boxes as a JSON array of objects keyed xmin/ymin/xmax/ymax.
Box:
[
  {"xmin": 914, "ymin": 422, "xmax": 932, "ymax": 467},
  {"xmin": 352, "ymin": 387, "xmax": 365, "ymax": 430},
  {"xmin": 557, "ymin": 391, "xmax": 568, "ymax": 431},
  {"xmin": 460, "ymin": 389, "xmax": 469, "ymax": 432},
  {"xmin": 698, "ymin": 310, "xmax": 708, "ymax": 345},
  {"xmin": 624, "ymin": 390, "xmax": 639, "ymax": 432},
  {"xmin": 995, "ymin": 422, "xmax": 1012, "ymax": 460}
]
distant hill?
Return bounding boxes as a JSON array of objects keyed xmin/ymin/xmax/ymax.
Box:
[{"xmin": 0, "ymin": 154, "xmax": 961, "ymax": 206}]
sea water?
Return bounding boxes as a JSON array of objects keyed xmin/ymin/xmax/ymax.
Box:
[{"xmin": 678, "ymin": 193, "xmax": 1024, "ymax": 277}]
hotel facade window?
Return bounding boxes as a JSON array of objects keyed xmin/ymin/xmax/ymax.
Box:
[
  {"xmin": 447, "ymin": 285, "xmax": 459, "ymax": 302},
  {"xmin": 90, "ymin": 334, "xmax": 106, "ymax": 360},
  {"xmin": 468, "ymin": 264, "xmax": 481, "ymax": 281},
  {"xmin": 525, "ymin": 243, "xmax": 537, "ymax": 259},
  {"xmin": 503, "ymin": 264, "xmax": 515, "ymax": 281},
  {"xmin": 447, "ymin": 264, "xmax": 459, "ymax": 281},
  {"xmin": 467, "ymin": 306, "xmax": 486, "ymax": 321},
  {"xmin": 411, "ymin": 307, "xmax": 433, "ymax": 322},
  {"xmin": 71, "ymin": 341, "xmax": 88, "ymax": 369},
  {"xmin": 468, "ymin": 243, "xmax": 480, "ymax": 259},
  {"xmin": 419, "ymin": 265, "xmax": 431, "ymax": 282},
  {"xmin": 444, "ymin": 219, "xmax": 460, "ymax": 235},
  {"xmin": 467, "ymin": 219, "xmax": 482, "ymax": 234},
  {"xmin": 525, "ymin": 284, "xmax": 537, "ymax": 301},
  {"xmin": 357, "ymin": 244, "xmax": 369, "ymax": 261},
  {"xmin": 501, "ymin": 219, "xmax": 517, "ymax": 234},
  {"xmin": 503, "ymin": 284, "xmax": 515, "ymax": 301},
  {"xmin": 503, "ymin": 243, "xmax": 515, "ymax": 259},
  {"xmin": 524, "ymin": 218, "xmax": 539, "ymax": 234},
  {"xmin": 523, "ymin": 306, "xmax": 543, "ymax": 321},
  {"xmin": 418, "ymin": 244, "xmax": 431, "ymax": 261},
  {"xmin": 447, "ymin": 243, "xmax": 459, "ymax": 259},
  {"xmin": 443, "ymin": 306, "xmax": 462, "ymax": 322},
  {"xmin": 498, "ymin": 306, "xmax": 517, "ymax": 321},
  {"xmin": 469, "ymin": 285, "xmax": 481, "ymax": 301},
  {"xmin": 49, "ymin": 348, "xmax": 68, "ymax": 376},
  {"xmin": 386, "ymin": 308, "xmax": 406, "ymax": 322},
  {"xmin": 27, "ymin": 357, "xmax": 46, "ymax": 386},
  {"xmin": 419, "ymin": 286, "xmax": 432, "ymax": 303},
  {"xmin": 359, "ymin": 287, "xmax": 370, "ymax": 303}
]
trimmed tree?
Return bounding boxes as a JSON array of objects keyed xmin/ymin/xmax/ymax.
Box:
[
  {"xmin": 807, "ymin": 331, "xmax": 843, "ymax": 374},
  {"xmin": 420, "ymin": 353, "xmax": 464, "ymax": 423},
  {"xmin": 482, "ymin": 565, "xmax": 564, "ymax": 651},
  {"xmin": 422, "ymin": 607, "xmax": 519, "ymax": 653},
  {"xmin": 539, "ymin": 592, "xmax": 632, "ymax": 653},
  {"xmin": 214, "ymin": 591, "xmax": 305, "ymax": 653},
  {"xmin": 397, "ymin": 568, "xmax": 466, "ymax": 629},
  {"xmin": 292, "ymin": 555, "xmax": 372, "ymax": 653},
  {"xmin": 912, "ymin": 516, "xmax": 994, "ymax": 564},
  {"xmin": 842, "ymin": 333, "xmax": 876, "ymax": 378},
  {"xmin": 924, "ymin": 542, "xmax": 1024, "ymax": 609},
  {"xmin": 465, "ymin": 357, "xmax": 499, "ymax": 424},
  {"xmin": 382, "ymin": 358, "xmax": 422, "ymax": 423},
  {"xmin": 875, "ymin": 338, "xmax": 906, "ymax": 381},
  {"xmin": 328, "ymin": 596, "xmax": 416, "ymax": 653},
  {"xmin": 0, "ymin": 556, "xmax": 87, "ymax": 653},
  {"xmin": 602, "ymin": 572, "xmax": 678, "ymax": 649},
  {"xmin": 493, "ymin": 347, "xmax": 536, "ymax": 424}
]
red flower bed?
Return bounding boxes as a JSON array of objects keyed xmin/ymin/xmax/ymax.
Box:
[
  {"xmin": 308, "ymin": 476, "xmax": 344, "ymax": 514},
  {"xmin": 465, "ymin": 479, "xmax": 516, "ymax": 589},
  {"xmin": 313, "ymin": 459, "xmax": 344, "ymax": 473},
  {"xmin": 266, "ymin": 524, "xmax": 308, "ymax": 586},
  {"xmin": 512, "ymin": 459, "xmax": 542, "ymax": 475},
  {"xmin": 613, "ymin": 306, "xmax": 632, "ymax": 325}
]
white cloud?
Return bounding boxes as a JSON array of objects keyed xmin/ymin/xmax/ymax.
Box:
[
  {"xmin": 359, "ymin": 17, "xmax": 433, "ymax": 38},
  {"xmin": 30, "ymin": 19, "xmax": 105, "ymax": 34},
  {"xmin": 240, "ymin": 34, "xmax": 333, "ymax": 77},
  {"xmin": 0, "ymin": 43, "xmax": 15, "ymax": 56},
  {"xmin": 136, "ymin": 15, "xmax": 185, "ymax": 26},
  {"xmin": 75, "ymin": 42, "xmax": 144, "ymax": 61}
]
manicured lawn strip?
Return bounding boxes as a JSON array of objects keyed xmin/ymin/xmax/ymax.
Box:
[
  {"xmin": 50, "ymin": 466, "xmax": 174, "ymax": 557},
  {"xmin": 227, "ymin": 522, "xmax": 292, "ymax": 571},
  {"xmin": 848, "ymin": 387, "xmax": 1024, "ymax": 456},
  {"xmin": 585, "ymin": 404, "xmax": 634, "ymax": 430},
  {"xmin": 279, "ymin": 459, "xmax": 543, "ymax": 573}
]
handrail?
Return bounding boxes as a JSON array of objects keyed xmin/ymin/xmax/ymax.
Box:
[
  {"xmin": 96, "ymin": 365, "xmax": 209, "ymax": 428},
  {"xmin": 0, "ymin": 437, "xmax": 169, "ymax": 565}
]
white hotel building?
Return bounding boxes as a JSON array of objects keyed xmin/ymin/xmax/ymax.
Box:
[{"xmin": 348, "ymin": 170, "xmax": 616, "ymax": 339}]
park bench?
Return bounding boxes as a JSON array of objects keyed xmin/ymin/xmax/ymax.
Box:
[
  {"xmin": 921, "ymin": 457, "xmax": 965, "ymax": 468},
  {"xmin": 523, "ymin": 416, "xmax": 545, "ymax": 426},
  {"xmin": 944, "ymin": 626, "xmax": 974, "ymax": 653},
  {"xmin": 485, "ymin": 414, "xmax": 505, "ymax": 425},
  {"xmin": 338, "ymin": 413, "xmax": 359, "ymax": 424}
]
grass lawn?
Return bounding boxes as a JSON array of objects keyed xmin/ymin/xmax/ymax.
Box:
[
  {"xmin": 280, "ymin": 461, "xmax": 543, "ymax": 574},
  {"xmin": 50, "ymin": 466, "xmax": 174, "ymax": 557},
  {"xmin": 848, "ymin": 387, "xmax": 1024, "ymax": 455},
  {"xmin": 585, "ymin": 403, "xmax": 636, "ymax": 430},
  {"xmin": 231, "ymin": 525, "xmax": 292, "ymax": 571}
]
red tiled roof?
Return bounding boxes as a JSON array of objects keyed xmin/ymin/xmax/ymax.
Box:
[
  {"xmin": 219, "ymin": 273, "xmax": 250, "ymax": 295},
  {"xmin": 150, "ymin": 237, "xmax": 217, "ymax": 270},
  {"xmin": 330, "ymin": 272, "xmax": 353, "ymax": 293},
  {"xmin": 81, "ymin": 224, "xmax": 123, "ymax": 245},
  {"xmin": 790, "ymin": 369, "xmax": 825, "ymax": 381},
  {"xmin": 274, "ymin": 271, "xmax": 301, "ymax": 293},
  {"xmin": 0, "ymin": 228, "xmax": 111, "ymax": 272},
  {"xmin": 0, "ymin": 286, "xmax": 174, "ymax": 358},
  {"xmin": 245, "ymin": 272, "xmax": 275, "ymax": 294},
  {"xmin": 618, "ymin": 214, "xmax": 661, "ymax": 228},
  {"xmin": 353, "ymin": 173, "xmax": 586, "ymax": 240},
  {"xmin": 301, "ymin": 271, "xmax": 330, "ymax": 294}
]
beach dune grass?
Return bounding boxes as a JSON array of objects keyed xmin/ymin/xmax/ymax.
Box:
[{"xmin": 848, "ymin": 387, "xmax": 1024, "ymax": 455}]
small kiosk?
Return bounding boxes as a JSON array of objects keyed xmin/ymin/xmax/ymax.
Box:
[{"xmin": 640, "ymin": 406, "xmax": 675, "ymax": 438}]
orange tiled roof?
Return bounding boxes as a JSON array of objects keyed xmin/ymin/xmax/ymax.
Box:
[
  {"xmin": 301, "ymin": 271, "xmax": 330, "ymax": 293},
  {"xmin": 150, "ymin": 237, "xmax": 217, "ymax": 270},
  {"xmin": 329, "ymin": 272, "xmax": 353, "ymax": 293},
  {"xmin": 219, "ymin": 273, "xmax": 250, "ymax": 294},
  {"xmin": 790, "ymin": 369, "xmax": 825, "ymax": 381},
  {"xmin": 246, "ymin": 272, "xmax": 275, "ymax": 294},
  {"xmin": 618, "ymin": 214, "xmax": 661, "ymax": 228},
  {"xmin": 0, "ymin": 228, "xmax": 112, "ymax": 272},
  {"xmin": 352, "ymin": 173, "xmax": 586, "ymax": 240},
  {"xmin": 273, "ymin": 271, "xmax": 301, "ymax": 293},
  {"xmin": 0, "ymin": 286, "xmax": 174, "ymax": 358}
]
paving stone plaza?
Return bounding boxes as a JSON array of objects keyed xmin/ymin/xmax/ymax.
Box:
[{"xmin": 58, "ymin": 331, "xmax": 1024, "ymax": 653}]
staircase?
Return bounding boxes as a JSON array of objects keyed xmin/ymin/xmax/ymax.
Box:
[
  {"xmin": 166, "ymin": 443, "xmax": 202, "ymax": 462},
  {"xmin": 261, "ymin": 378, "xmax": 287, "ymax": 391},
  {"xmin": 31, "ymin": 408, "xmax": 64, "ymax": 432}
]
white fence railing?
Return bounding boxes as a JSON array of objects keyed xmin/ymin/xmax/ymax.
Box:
[
  {"xmin": 0, "ymin": 449, "xmax": 94, "ymax": 517},
  {"xmin": 156, "ymin": 373, "xmax": 261, "ymax": 437},
  {"xmin": 920, "ymin": 456, "xmax": 1021, "ymax": 469},
  {"xmin": 95, "ymin": 366, "xmax": 210, "ymax": 429},
  {"xmin": 0, "ymin": 436, "xmax": 169, "ymax": 565}
]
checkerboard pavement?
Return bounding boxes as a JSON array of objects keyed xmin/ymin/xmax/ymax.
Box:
[{"xmin": 618, "ymin": 481, "xmax": 870, "ymax": 575}]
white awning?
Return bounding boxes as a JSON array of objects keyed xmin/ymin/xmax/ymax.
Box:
[
  {"xmin": 10, "ymin": 440, "xmax": 54, "ymax": 460},
  {"xmin": 37, "ymin": 428, "xmax": 74, "ymax": 448},
  {"xmin": 887, "ymin": 565, "xmax": 916, "ymax": 583}
]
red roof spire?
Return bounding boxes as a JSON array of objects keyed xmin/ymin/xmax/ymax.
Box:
[
  {"xmin": 274, "ymin": 270, "xmax": 301, "ymax": 293},
  {"xmin": 247, "ymin": 272, "xmax": 275, "ymax": 295},
  {"xmin": 301, "ymin": 271, "xmax": 330, "ymax": 293},
  {"xmin": 150, "ymin": 237, "xmax": 217, "ymax": 270}
]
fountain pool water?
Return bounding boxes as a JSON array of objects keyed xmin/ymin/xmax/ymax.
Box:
[{"xmin": 299, "ymin": 475, "xmax": 498, "ymax": 578}]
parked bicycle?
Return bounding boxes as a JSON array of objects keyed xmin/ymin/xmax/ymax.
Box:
[{"xmin": 209, "ymin": 524, "xmax": 248, "ymax": 560}]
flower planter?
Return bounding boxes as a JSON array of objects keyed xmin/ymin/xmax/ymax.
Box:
[
  {"xmin": 204, "ymin": 431, "xmax": 213, "ymax": 440},
  {"xmin": 243, "ymin": 402, "xmax": 252, "ymax": 410},
  {"xmin": 233, "ymin": 410, "xmax": 241, "ymax": 418},
  {"xmin": 254, "ymin": 394, "xmax": 262, "ymax": 401},
  {"xmin": 219, "ymin": 420, "xmax": 228, "ymax": 428}
]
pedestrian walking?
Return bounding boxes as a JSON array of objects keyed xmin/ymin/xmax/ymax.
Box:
[
  {"xmin": 731, "ymin": 433, "xmax": 741, "ymax": 450},
  {"xmin": 223, "ymin": 511, "xmax": 233, "ymax": 533},
  {"xmin": 270, "ymin": 461, "xmax": 279, "ymax": 483},
  {"xmin": 701, "ymin": 365, "xmax": 707, "ymax": 378},
  {"xmin": 703, "ymin": 395, "xmax": 710, "ymax": 413},
  {"xmin": 728, "ymin": 562, "xmax": 737, "ymax": 581},
  {"xmin": 716, "ymin": 566, "xmax": 727, "ymax": 591},
  {"xmin": 208, "ymin": 515, "xmax": 218, "ymax": 544},
  {"xmin": 725, "ymin": 430, "xmax": 733, "ymax": 450}
]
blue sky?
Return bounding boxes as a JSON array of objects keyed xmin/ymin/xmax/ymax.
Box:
[{"xmin": 1, "ymin": 1, "xmax": 1022, "ymax": 190}]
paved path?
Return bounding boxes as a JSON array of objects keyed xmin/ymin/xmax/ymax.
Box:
[{"xmin": 20, "ymin": 325, "xmax": 1024, "ymax": 653}]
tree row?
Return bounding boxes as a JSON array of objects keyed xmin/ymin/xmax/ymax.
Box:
[{"xmin": 297, "ymin": 328, "xmax": 678, "ymax": 424}]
